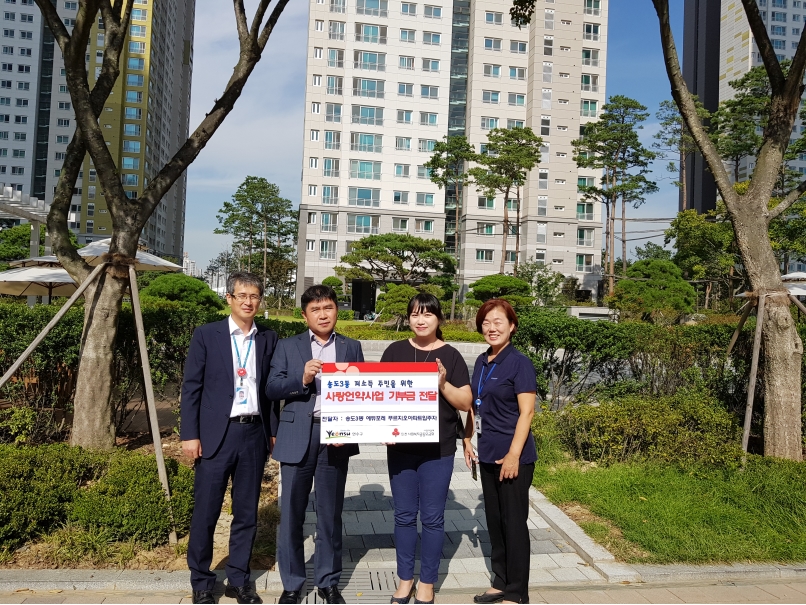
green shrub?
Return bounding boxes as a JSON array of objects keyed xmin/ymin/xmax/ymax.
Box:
[
  {"xmin": 556, "ymin": 387, "xmax": 742, "ymax": 467},
  {"xmin": 70, "ymin": 452, "xmax": 194, "ymax": 548},
  {"xmin": 140, "ymin": 273, "xmax": 224, "ymax": 310},
  {"xmin": 292, "ymin": 307, "xmax": 303, "ymax": 319},
  {"xmin": 255, "ymin": 317, "xmax": 308, "ymax": 339},
  {"xmin": 338, "ymin": 310, "xmax": 354, "ymax": 321},
  {"xmin": 336, "ymin": 323, "xmax": 485, "ymax": 343},
  {"xmin": 0, "ymin": 444, "xmax": 106, "ymax": 550}
]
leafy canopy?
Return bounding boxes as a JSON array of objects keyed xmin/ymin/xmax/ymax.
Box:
[
  {"xmin": 466, "ymin": 274, "xmax": 533, "ymax": 307},
  {"xmin": 609, "ymin": 260, "xmax": 696, "ymax": 319},
  {"xmin": 335, "ymin": 233, "xmax": 455, "ymax": 287},
  {"xmin": 140, "ymin": 273, "xmax": 224, "ymax": 309}
]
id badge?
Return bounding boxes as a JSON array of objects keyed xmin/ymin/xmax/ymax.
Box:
[
  {"xmin": 474, "ymin": 413, "xmax": 482, "ymax": 435},
  {"xmin": 235, "ymin": 386, "xmax": 248, "ymax": 405}
]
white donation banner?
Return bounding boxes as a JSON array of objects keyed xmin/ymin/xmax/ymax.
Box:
[{"xmin": 320, "ymin": 362, "xmax": 439, "ymax": 444}]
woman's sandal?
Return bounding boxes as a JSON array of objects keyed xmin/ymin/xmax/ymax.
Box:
[{"xmin": 390, "ymin": 585, "xmax": 416, "ymax": 604}]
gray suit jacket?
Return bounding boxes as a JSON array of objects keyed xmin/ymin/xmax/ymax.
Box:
[{"xmin": 266, "ymin": 331, "xmax": 364, "ymax": 463}]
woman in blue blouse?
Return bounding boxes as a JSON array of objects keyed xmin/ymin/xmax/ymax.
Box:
[{"xmin": 463, "ymin": 299, "xmax": 536, "ymax": 604}]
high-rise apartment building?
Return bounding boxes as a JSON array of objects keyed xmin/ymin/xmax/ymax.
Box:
[
  {"xmin": 2, "ymin": 0, "xmax": 195, "ymax": 257},
  {"xmin": 682, "ymin": 0, "xmax": 720, "ymax": 213},
  {"xmin": 295, "ymin": 0, "xmax": 606, "ymax": 307}
]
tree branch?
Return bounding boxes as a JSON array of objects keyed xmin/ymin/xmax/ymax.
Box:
[
  {"xmin": 651, "ymin": 0, "xmax": 736, "ymax": 207},
  {"xmin": 47, "ymin": 0, "xmax": 134, "ymax": 279},
  {"xmin": 34, "ymin": 0, "xmax": 72, "ymax": 54},
  {"xmin": 233, "ymin": 0, "xmax": 250, "ymax": 42},
  {"xmin": 769, "ymin": 180, "xmax": 806, "ymax": 220},
  {"xmin": 258, "ymin": 0, "xmax": 292, "ymax": 49},
  {"xmin": 786, "ymin": 21, "xmax": 806, "ymax": 100},
  {"xmin": 741, "ymin": 0, "xmax": 786, "ymax": 93},
  {"xmin": 134, "ymin": 0, "xmax": 291, "ymax": 228},
  {"xmin": 250, "ymin": 0, "xmax": 272, "ymax": 41},
  {"xmin": 68, "ymin": 0, "xmax": 100, "ymax": 60}
]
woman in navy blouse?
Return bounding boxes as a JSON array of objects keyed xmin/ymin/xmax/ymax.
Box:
[{"xmin": 463, "ymin": 299, "xmax": 536, "ymax": 604}]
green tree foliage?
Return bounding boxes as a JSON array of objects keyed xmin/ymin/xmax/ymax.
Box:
[
  {"xmin": 376, "ymin": 283, "xmax": 419, "ymax": 325},
  {"xmin": 516, "ymin": 258, "xmax": 565, "ymax": 306},
  {"xmin": 322, "ymin": 276, "xmax": 343, "ymax": 294},
  {"xmin": 665, "ymin": 207, "xmax": 737, "ymax": 286},
  {"xmin": 466, "ymin": 274, "xmax": 532, "ymax": 307},
  {"xmin": 0, "ymin": 225, "xmax": 79, "ymax": 270},
  {"xmin": 573, "ymin": 96, "xmax": 658, "ymax": 292},
  {"xmin": 336, "ymin": 234, "xmax": 455, "ymax": 287},
  {"xmin": 652, "ymin": 98, "xmax": 709, "ymax": 209},
  {"xmin": 468, "ymin": 127, "xmax": 542, "ymax": 273},
  {"xmin": 610, "ymin": 260, "xmax": 696, "ymax": 321},
  {"xmin": 424, "ymin": 135, "xmax": 477, "ymax": 266},
  {"xmin": 215, "ymin": 176, "xmax": 298, "ymax": 305},
  {"xmin": 140, "ymin": 273, "xmax": 224, "ymax": 309},
  {"xmin": 634, "ymin": 242, "xmax": 673, "ymax": 262}
]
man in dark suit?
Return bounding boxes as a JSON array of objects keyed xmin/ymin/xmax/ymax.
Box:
[
  {"xmin": 267, "ymin": 285, "xmax": 364, "ymax": 605},
  {"xmin": 181, "ymin": 272, "xmax": 278, "ymax": 605}
]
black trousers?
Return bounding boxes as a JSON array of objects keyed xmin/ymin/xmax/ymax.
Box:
[
  {"xmin": 187, "ymin": 422, "xmax": 268, "ymax": 591},
  {"xmin": 480, "ymin": 461, "xmax": 535, "ymax": 604}
]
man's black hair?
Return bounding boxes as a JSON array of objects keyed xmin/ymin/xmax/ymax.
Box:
[
  {"xmin": 227, "ymin": 272, "xmax": 264, "ymax": 298},
  {"xmin": 301, "ymin": 284, "xmax": 339, "ymax": 311}
]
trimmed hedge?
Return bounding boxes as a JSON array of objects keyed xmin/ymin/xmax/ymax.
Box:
[
  {"xmin": 0, "ymin": 444, "xmax": 194, "ymax": 551},
  {"xmin": 554, "ymin": 388, "xmax": 743, "ymax": 467},
  {"xmin": 70, "ymin": 452, "xmax": 194, "ymax": 548}
]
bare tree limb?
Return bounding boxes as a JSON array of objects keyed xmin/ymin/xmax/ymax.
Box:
[
  {"xmin": 259, "ymin": 0, "xmax": 292, "ymax": 48},
  {"xmin": 652, "ymin": 0, "xmax": 736, "ymax": 207},
  {"xmin": 741, "ymin": 0, "xmax": 785, "ymax": 93},
  {"xmin": 785, "ymin": 23, "xmax": 806, "ymax": 101},
  {"xmin": 134, "ymin": 0, "xmax": 292, "ymax": 228},
  {"xmin": 68, "ymin": 0, "xmax": 100, "ymax": 60},
  {"xmin": 769, "ymin": 180, "xmax": 806, "ymax": 220},
  {"xmin": 34, "ymin": 0, "xmax": 73, "ymax": 54},
  {"xmin": 233, "ymin": 0, "xmax": 250, "ymax": 42},
  {"xmin": 47, "ymin": 0, "xmax": 135, "ymax": 278},
  {"xmin": 250, "ymin": 0, "xmax": 272, "ymax": 41}
]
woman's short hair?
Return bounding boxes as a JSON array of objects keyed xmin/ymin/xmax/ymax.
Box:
[
  {"xmin": 407, "ymin": 292, "xmax": 444, "ymax": 340},
  {"xmin": 475, "ymin": 299, "xmax": 518, "ymax": 334}
]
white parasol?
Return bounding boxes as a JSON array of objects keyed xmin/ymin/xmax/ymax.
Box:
[
  {"xmin": 9, "ymin": 238, "xmax": 181, "ymax": 272},
  {"xmin": 0, "ymin": 266, "xmax": 77, "ymax": 297}
]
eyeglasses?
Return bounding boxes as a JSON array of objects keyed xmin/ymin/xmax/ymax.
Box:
[{"xmin": 229, "ymin": 293, "xmax": 261, "ymax": 302}]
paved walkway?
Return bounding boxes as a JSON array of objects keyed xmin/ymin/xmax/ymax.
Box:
[
  {"xmin": 294, "ymin": 444, "xmax": 604, "ymax": 599},
  {"xmin": 5, "ymin": 578, "xmax": 806, "ymax": 603}
]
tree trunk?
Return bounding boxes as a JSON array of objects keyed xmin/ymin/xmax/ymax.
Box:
[
  {"xmin": 736, "ymin": 207, "xmax": 803, "ymax": 460},
  {"xmin": 500, "ymin": 187, "xmax": 510, "ymax": 274},
  {"xmin": 680, "ymin": 150, "xmax": 687, "ymax": 211},
  {"xmin": 514, "ymin": 188, "xmax": 521, "ymax": 275},
  {"xmin": 603, "ymin": 199, "xmax": 610, "ymax": 286},
  {"xmin": 70, "ymin": 267, "xmax": 129, "ymax": 450},
  {"xmin": 609, "ymin": 200, "xmax": 616, "ymax": 295},
  {"xmin": 704, "ymin": 280, "xmax": 712, "ymax": 309},
  {"xmin": 621, "ymin": 193, "xmax": 627, "ymax": 275}
]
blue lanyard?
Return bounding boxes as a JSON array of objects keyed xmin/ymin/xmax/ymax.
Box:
[
  {"xmin": 476, "ymin": 363, "xmax": 497, "ymax": 402},
  {"xmin": 232, "ymin": 334, "xmax": 253, "ymax": 370}
]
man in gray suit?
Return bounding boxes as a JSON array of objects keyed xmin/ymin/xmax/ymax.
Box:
[{"xmin": 267, "ymin": 285, "xmax": 364, "ymax": 605}]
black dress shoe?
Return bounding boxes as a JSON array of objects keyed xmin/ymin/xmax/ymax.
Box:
[
  {"xmin": 318, "ymin": 585, "xmax": 346, "ymax": 604},
  {"xmin": 192, "ymin": 590, "xmax": 215, "ymax": 604},
  {"xmin": 473, "ymin": 591, "xmax": 505, "ymax": 604},
  {"xmin": 224, "ymin": 584, "xmax": 262, "ymax": 604},
  {"xmin": 278, "ymin": 590, "xmax": 303, "ymax": 604}
]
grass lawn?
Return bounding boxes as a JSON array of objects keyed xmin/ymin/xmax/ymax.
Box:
[{"xmin": 533, "ymin": 457, "xmax": 806, "ymax": 564}]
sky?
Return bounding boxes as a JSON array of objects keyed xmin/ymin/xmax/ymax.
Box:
[{"xmin": 183, "ymin": 0, "xmax": 685, "ymax": 271}]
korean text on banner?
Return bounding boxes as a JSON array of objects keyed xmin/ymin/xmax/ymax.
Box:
[{"xmin": 320, "ymin": 362, "xmax": 439, "ymax": 444}]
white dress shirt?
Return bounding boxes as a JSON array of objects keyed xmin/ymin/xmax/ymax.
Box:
[
  {"xmin": 310, "ymin": 329, "xmax": 336, "ymax": 416},
  {"xmin": 228, "ymin": 316, "xmax": 259, "ymax": 418}
]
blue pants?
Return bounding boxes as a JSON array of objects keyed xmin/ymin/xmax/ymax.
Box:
[
  {"xmin": 187, "ymin": 422, "xmax": 268, "ymax": 591},
  {"xmin": 387, "ymin": 450, "xmax": 454, "ymax": 584},
  {"xmin": 278, "ymin": 426, "xmax": 349, "ymax": 592}
]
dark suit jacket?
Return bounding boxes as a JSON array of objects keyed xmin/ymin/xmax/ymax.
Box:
[
  {"xmin": 267, "ymin": 331, "xmax": 364, "ymax": 464},
  {"xmin": 180, "ymin": 318, "xmax": 278, "ymax": 459}
]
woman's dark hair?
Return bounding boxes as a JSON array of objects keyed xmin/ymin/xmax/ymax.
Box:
[
  {"xmin": 475, "ymin": 299, "xmax": 518, "ymax": 335},
  {"xmin": 407, "ymin": 292, "xmax": 445, "ymax": 341}
]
